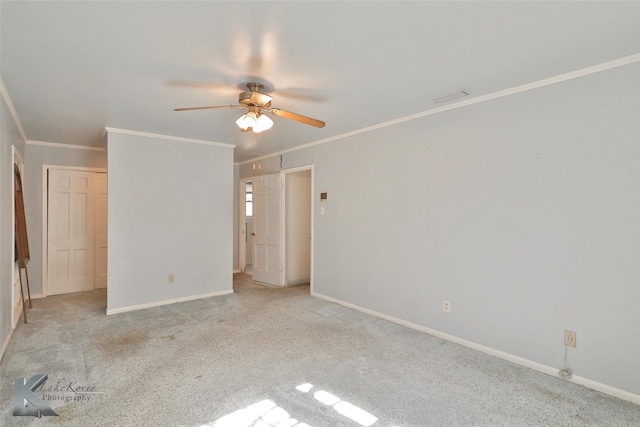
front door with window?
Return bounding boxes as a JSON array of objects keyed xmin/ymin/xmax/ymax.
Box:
[{"xmin": 251, "ymin": 173, "xmax": 281, "ymax": 286}]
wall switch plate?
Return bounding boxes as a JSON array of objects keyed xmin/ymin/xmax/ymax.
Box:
[
  {"xmin": 564, "ymin": 330, "xmax": 576, "ymax": 347},
  {"xmin": 168, "ymin": 274, "xmax": 175, "ymax": 284},
  {"xmin": 443, "ymin": 300, "xmax": 451, "ymax": 313}
]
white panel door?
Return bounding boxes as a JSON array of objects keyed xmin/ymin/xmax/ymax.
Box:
[
  {"xmin": 94, "ymin": 173, "xmax": 108, "ymax": 289},
  {"xmin": 48, "ymin": 170, "xmax": 96, "ymax": 295},
  {"xmin": 252, "ymin": 174, "xmax": 281, "ymax": 285}
]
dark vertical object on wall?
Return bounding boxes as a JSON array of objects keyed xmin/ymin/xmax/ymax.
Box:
[{"xmin": 14, "ymin": 164, "xmax": 31, "ymax": 323}]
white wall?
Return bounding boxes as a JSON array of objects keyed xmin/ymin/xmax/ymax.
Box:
[
  {"xmin": 106, "ymin": 131, "xmax": 234, "ymax": 313},
  {"xmin": 23, "ymin": 143, "xmax": 107, "ymax": 296},
  {"xmin": 0, "ymin": 84, "xmax": 26, "ymax": 358},
  {"xmin": 240, "ymin": 62, "xmax": 640, "ymax": 397},
  {"xmin": 286, "ymin": 171, "xmax": 311, "ymax": 285}
]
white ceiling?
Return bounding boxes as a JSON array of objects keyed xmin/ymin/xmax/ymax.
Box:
[{"xmin": 2, "ymin": 1, "xmax": 639, "ymax": 163}]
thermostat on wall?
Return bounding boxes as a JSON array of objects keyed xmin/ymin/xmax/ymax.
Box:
[{"xmin": 320, "ymin": 192, "xmax": 328, "ymax": 202}]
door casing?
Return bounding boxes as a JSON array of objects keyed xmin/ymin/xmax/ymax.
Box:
[{"xmin": 238, "ymin": 165, "xmax": 314, "ymax": 291}]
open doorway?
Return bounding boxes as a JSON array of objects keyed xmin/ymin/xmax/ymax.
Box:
[
  {"xmin": 238, "ymin": 166, "xmax": 313, "ymax": 290},
  {"xmin": 283, "ymin": 169, "xmax": 312, "ymax": 287},
  {"xmin": 244, "ymin": 180, "xmax": 253, "ymax": 274},
  {"xmin": 238, "ymin": 178, "xmax": 253, "ymax": 274}
]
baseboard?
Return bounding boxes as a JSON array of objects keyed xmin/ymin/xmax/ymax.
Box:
[
  {"xmin": 29, "ymin": 293, "xmax": 45, "ymax": 300},
  {"xmin": 0, "ymin": 328, "xmax": 15, "ymax": 363},
  {"xmin": 233, "ymin": 269, "xmax": 241, "ymax": 274},
  {"xmin": 106, "ymin": 289, "xmax": 234, "ymax": 315},
  {"xmin": 311, "ymin": 291, "xmax": 640, "ymax": 406}
]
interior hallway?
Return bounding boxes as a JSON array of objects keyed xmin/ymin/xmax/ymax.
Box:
[{"xmin": 1, "ymin": 274, "xmax": 639, "ymax": 426}]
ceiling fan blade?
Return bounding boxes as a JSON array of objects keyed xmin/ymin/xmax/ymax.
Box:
[
  {"xmin": 173, "ymin": 105, "xmax": 243, "ymax": 112},
  {"xmin": 267, "ymin": 108, "xmax": 325, "ymax": 128}
]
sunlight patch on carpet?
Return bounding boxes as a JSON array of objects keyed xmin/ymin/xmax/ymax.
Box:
[
  {"xmin": 205, "ymin": 384, "xmax": 379, "ymax": 427},
  {"xmin": 299, "ymin": 383, "xmax": 378, "ymax": 426},
  {"xmin": 208, "ymin": 399, "xmax": 310, "ymax": 427}
]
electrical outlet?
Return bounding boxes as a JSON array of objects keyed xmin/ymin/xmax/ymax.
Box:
[
  {"xmin": 168, "ymin": 274, "xmax": 175, "ymax": 284},
  {"xmin": 564, "ymin": 330, "xmax": 576, "ymax": 347},
  {"xmin": 442, "ymin": 300, "xmax": 451, "ymax": 313}
]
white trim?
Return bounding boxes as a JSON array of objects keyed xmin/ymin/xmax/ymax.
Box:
[
  {"xmin": 0, "ymin": 328, "xmax": 15, "ymax": 363},
  {"xmin": 311, "ymin": 291, "xmax": 640, "ymax": 406},
  {"xmin": 106, "ymin": 289, "xmax": 234, "ymax": 315},
  {"xmin": 43, "ymin": 164, "xmax": 107, "ymax": 173},
  {"xmin": 13, "ymin": 145, "xmax": 24, "ymax": 164},
  {"xmin": 279, "ymin": 172, "xmax": 286, "ymax": 287},
  {"xmin": 104, "ymin": 127, "xmax": 236, "ymax": 149},
  {"xmin": 281, "ymin": 165, "xmax": 314, "ymax": 175},
  {"xmin": 241, "ymin": 52, "xmax": 640, "ymax": 165},
  {"xmin": 41, "ymin": 165, "xmax": 108, "ymax": 297},
  {"xmin": 233, "ymin": 269, "xmax": 241, "ymax": 274},
  {"xmin": 0, "ymin": 79, "xmax": 28, "ymax": 142},
  {"xmin": 27, "ymin": 140, "xmax": 105, "ymax": 152},
  {"xmin": 12, "ymin": 149, "xmax": 17, "ymax": 328}
]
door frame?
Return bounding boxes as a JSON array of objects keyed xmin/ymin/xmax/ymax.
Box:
[
  {"xmin": 238, "ymin": 177, "xmax": 251, "ymax": 274},
  {"xmin": 280, "ymin": 165, "xmax": 314, "ymax": 292},
  {"xmin": 238, "ymin": 165, "xmax": 314, "ymax": 291},
  {"xmin": 41, "ymin": 165, "xmax": 107, "ymax": 297}
]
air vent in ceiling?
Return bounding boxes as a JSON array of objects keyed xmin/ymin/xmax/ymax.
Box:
[{"xmin": 433, "ymin": 90, "xmax": 470, "ymax": 104}]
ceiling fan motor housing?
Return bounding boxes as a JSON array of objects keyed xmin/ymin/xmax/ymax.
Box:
[{"xmin": 239, "ymin": 83, "xmax": 272, "ymax": 107}]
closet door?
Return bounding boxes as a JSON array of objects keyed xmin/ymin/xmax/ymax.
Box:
[{"xmin": 48, "ymin": 169, "xmax": 96, "ymax": 295}]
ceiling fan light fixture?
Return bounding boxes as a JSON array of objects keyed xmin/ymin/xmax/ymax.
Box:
[
  {"xmin": 236, "ymin": 111, "xmax": 273, "ymax": 133},
  {"xmin": 235, "ymin": 114, "xmax": 249, "ymax": 130},
  {"xmin": 244, "ymin": 111, "xmax": 258, "ymax": 128},
  {"xmin": 252, "ymin": 114, "xmax": 274, "ymax": 133}
]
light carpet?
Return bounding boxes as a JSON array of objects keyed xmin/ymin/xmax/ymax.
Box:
[{"xmin": 1, "ymin": 273, "xmax": 639, "ymax": 426}]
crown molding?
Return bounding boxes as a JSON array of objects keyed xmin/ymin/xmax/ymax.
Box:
[
  {"xmin": 0, "ymin": 79, "xmax": 28, "ymax": 143},
  {"xmin": 27, "ymin": 140, "xmax": 105, "ymax": 152},
  {"xmin": 241, "ymin": 52, "xmax": 640, "ymax": 165},
  {"xmin": 104, "ymin": 127, "xmax": 236, "ymax": 149}
]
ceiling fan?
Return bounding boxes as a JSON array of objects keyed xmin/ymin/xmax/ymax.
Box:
[{"xmin": 174, "ymin": 83, "xmax": 325, "ymax": 133}]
